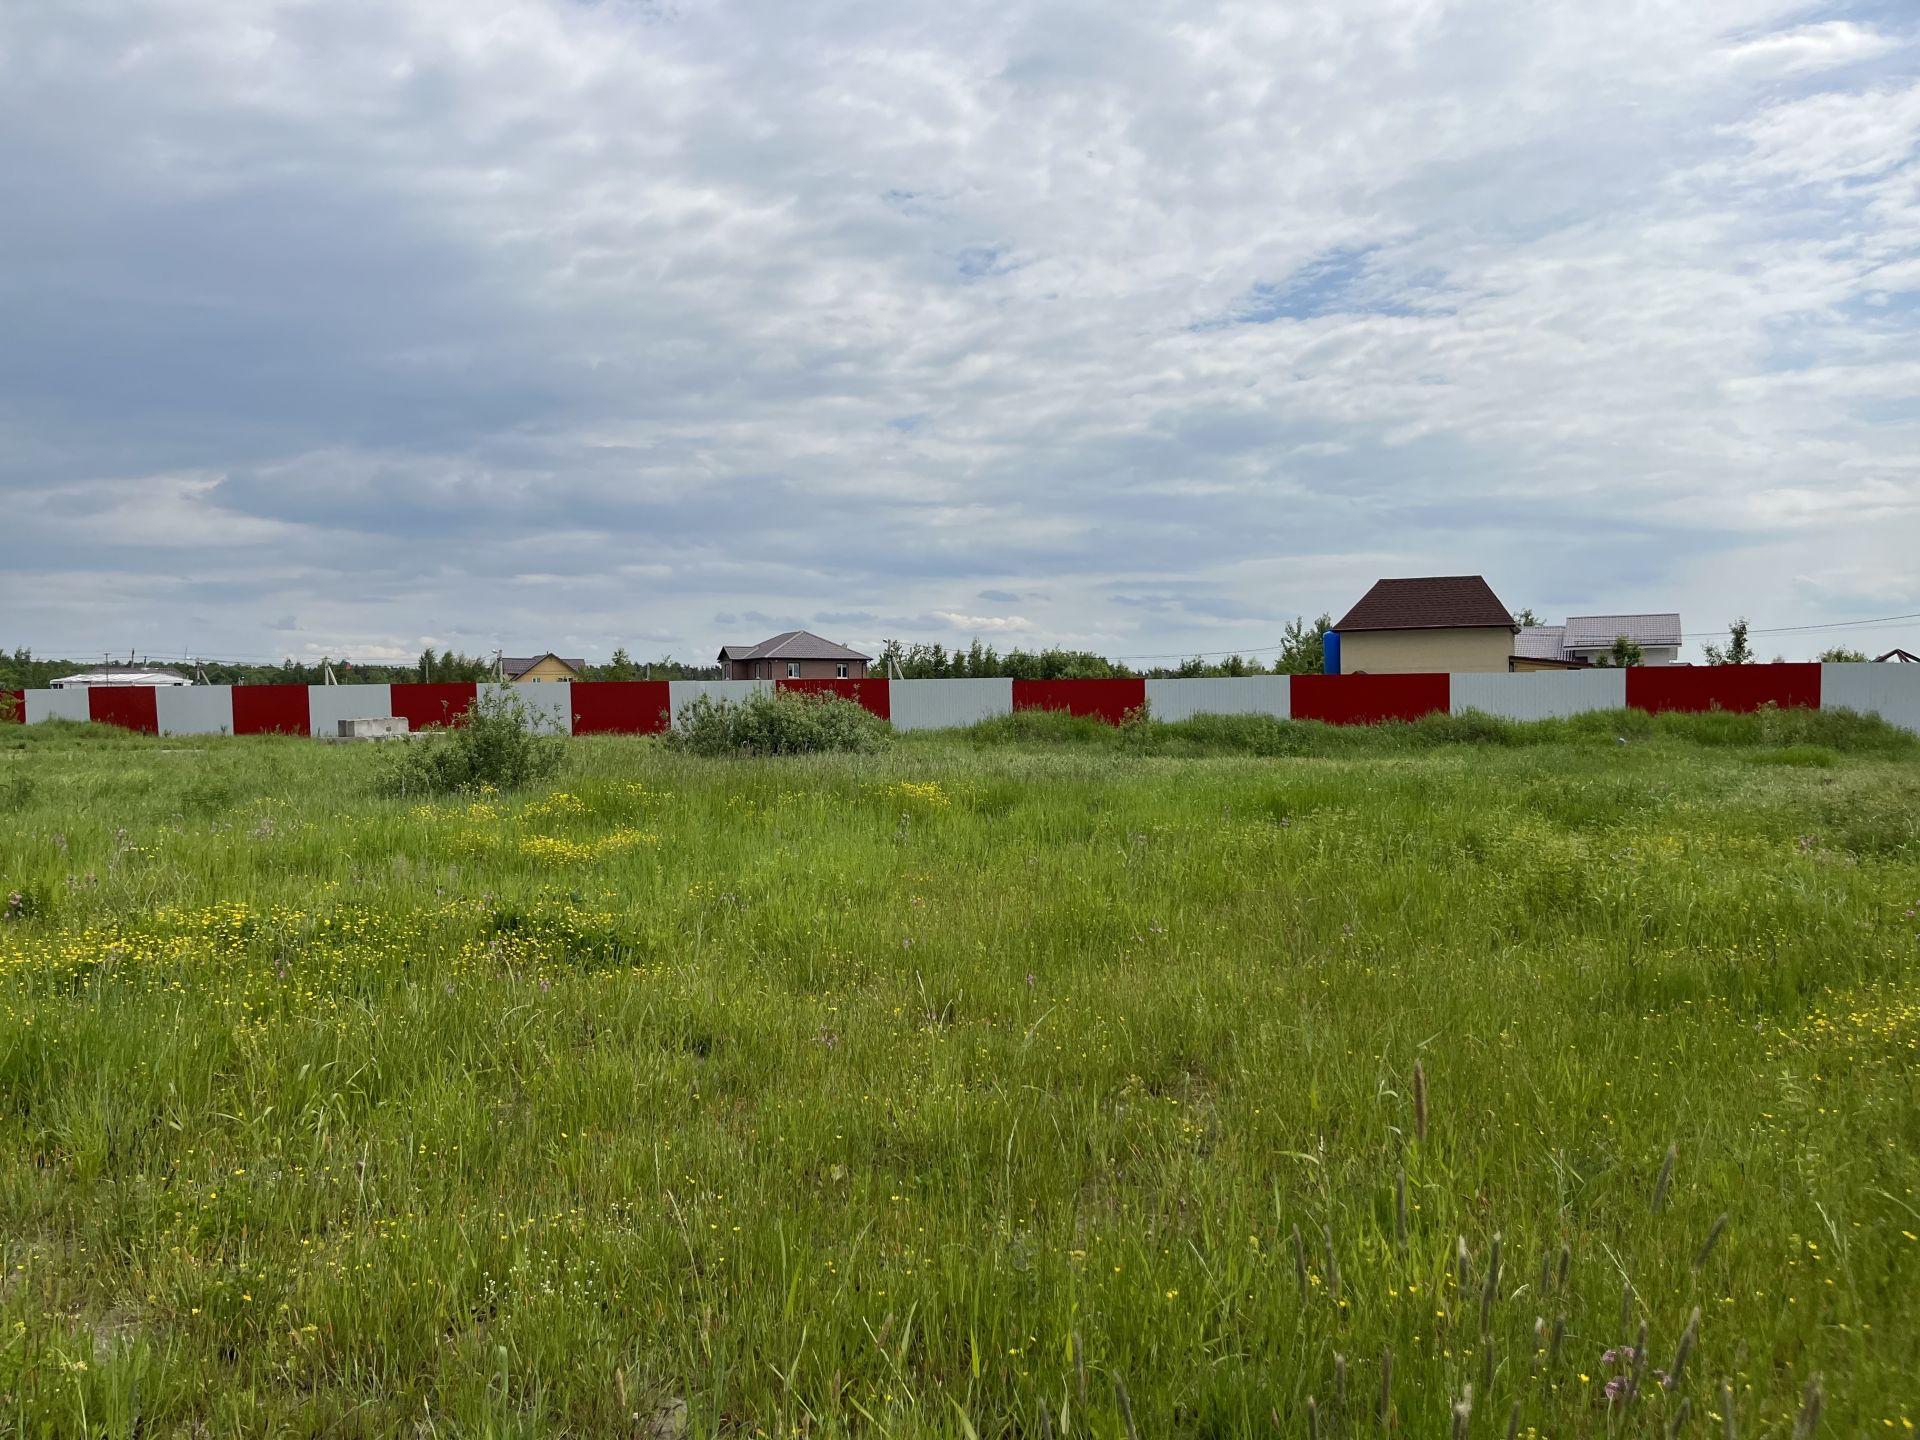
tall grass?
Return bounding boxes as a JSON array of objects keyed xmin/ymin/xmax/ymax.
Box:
[{"xmin": 0, "ymin": 721, "xmax": 1916, "ymax": 1435}]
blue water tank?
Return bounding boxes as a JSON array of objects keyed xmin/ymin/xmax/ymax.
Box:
[{"xmin": 1324, "ymin": 631, "xmax": 1341, "ymax": 676}]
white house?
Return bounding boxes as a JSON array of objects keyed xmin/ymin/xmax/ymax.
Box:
[{"xmin": 1514, "ymin": 614, "xmax": 1683, "ymax": 667}]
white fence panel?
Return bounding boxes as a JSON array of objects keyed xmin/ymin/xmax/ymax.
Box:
[
  {"xmin": 155, "ymin": 686, "xmax": 235, "ymax": 736},
  {"xmin": 479, "ymin": 682, "xmax": 572, "ymax": 735},
  {"xmin": 1144, "ymin": 676, "xmax": 1291, "ymax": 723},
  {"xmin": 1822, "ymin": 663, "xmax": 1920, "ymax": 734},
  {"xmin": 889, "ymin": 679, "xmax": 1013, "ymax": 731},
  {"xmin": 1449, "ymin": 670, "xmax": 1627, "ymax": 721},
  {"xmin": 667, "ymin": 679, "xmax": 771, "ymax": 726},
  {"xmin": 23, "ymin": 689, "xmax": 90, "ymax": 723},
  {"xmin": 306, "ymin": 684, "xmax": 395, "ymax": 739}
]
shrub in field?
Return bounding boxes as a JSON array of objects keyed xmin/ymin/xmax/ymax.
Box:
[
  {"xmin": 1408, "ymin": 709, "xmax": 1524, "ymax": 746},
  {"xmin": 1653, "ymin": 704, "xmax": 1916, "ymax": 754},
  {"xmin": 378, "ymin": 687, "xmax": 564, "ymax": 796},
  {"xmin": 964, "ymin": 708, "xmax": 1125, "ymax": 748},
  {"xmin": 664, "ymin": 689, "xmax": 891, "ymax": 757}
]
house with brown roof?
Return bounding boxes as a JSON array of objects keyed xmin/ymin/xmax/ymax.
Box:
[
  {"xmin": 717, "ymin": 630, "xmax": 871, "ymax": 680},
  {"xmin": 1331, "ymin": 575, "xmax": 1518, "ymax": 675}
]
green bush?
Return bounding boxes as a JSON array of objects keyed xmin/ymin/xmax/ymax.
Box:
[
  {"xmin": 962, "ymin": 708, "xmax": 1124, "ymax": 748},
  {"xmin": 378, "ymin": 687, "xmax": 565, "ymax": 796},
  {"xmin": 663, "ymin": 689, "xmax": 891, "ymax": 757},
  {"xmin": 1408, "ymin": 708, "xmax": 1523, "ymax": 746}
]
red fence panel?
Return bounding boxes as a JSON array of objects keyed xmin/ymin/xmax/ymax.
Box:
[
  {"xmin": 570, "ymin": 680, "xmax": 672, "ymax": 735},
  {"xmin": 390, "ymin": 682, "xmax": 478, "ymax": 731},
  {"xmin": 1012, "ymin": 678, "xmax": 1147, "ymax": 724},
  {"xmin": 1, "ymin": 690, "xmax": 21, "ymax": 724},
  {"xmin": 1291, "ymin": 673, "xmax": 1449, "ymax": 725},
  {"xmin": 88, "ymin": 686, "xmax": 159, "ymax": 734},
  {"xmin": 1626, "ymin": 663, "xmax": 1820, "ymax": 715},
  {"xmin": 231, "ymin": 684, "xmax": 312, "ymax": 736},
  {"xmin": 776, "ymin": 677, "xmax": 892, "ymax": 720}
]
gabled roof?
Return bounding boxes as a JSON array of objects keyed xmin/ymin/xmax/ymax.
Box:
[
  {"xmin": 717, "ymin": 630, "xmax": 872, "ymax": 663},
  {"xmin": 501, "ymin": 654, "xmax": 586, "ymax": 679},
  {"xmin": 1513, "ymin": 625, "xmax": 1567, "ymax": 660},
  {"xmin": 1334, "ymin": 576, "xmax": 1517, "ymax": 633},
  {"xmin": 1563, "ymin": 614, "xmax": 1682, "ymax": 649}
]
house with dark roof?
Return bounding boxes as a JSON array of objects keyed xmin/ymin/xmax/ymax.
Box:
[
  {"xmin": 718, "ymin": 630, "xmax": 871, "ymax": 680},
  {"xmin": 1331, "ymin": 576, "xmax": 1519, "ymax": 675},
  {"xmin": 500, "ymin": 654, "xmax": 586, "ymax": 684}
]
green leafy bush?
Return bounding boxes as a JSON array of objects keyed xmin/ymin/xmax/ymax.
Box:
[
  {"xmin": 664, "ymin": 689, "xmax": 891, "ymax": 757},
  {"xmin": 379, "ymin": 688, "xmax": 565, "ymax": 796}
]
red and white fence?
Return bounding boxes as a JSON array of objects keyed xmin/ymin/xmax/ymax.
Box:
[{"xmin": 4, "ymin": 664, "xmax": 1918, "ymax": 737}]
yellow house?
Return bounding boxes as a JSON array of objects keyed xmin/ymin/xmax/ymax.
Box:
[
  {"xmin": 1332, "ymin": 576, "xmax": 1519, "ymax": 675},
  {"xmin": 501, "ymin": 654, "xmax": 586, "ymax": 684}
]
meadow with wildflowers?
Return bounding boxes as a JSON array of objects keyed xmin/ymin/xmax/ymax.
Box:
[{"xmin": 1, "ymin": 710, "xmax": 1918, "ymax": 1436}]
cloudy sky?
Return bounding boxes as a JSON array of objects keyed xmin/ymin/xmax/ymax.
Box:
[{"xmin": 3, "ymin": 0, "xmax": 1917, "ymax": 667}]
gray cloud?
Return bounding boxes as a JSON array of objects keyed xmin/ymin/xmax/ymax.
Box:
[{"xmin": 1, "ymin": 0, "xmax": 1917, "ymax": 666}]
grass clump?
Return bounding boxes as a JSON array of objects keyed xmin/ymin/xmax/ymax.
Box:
[
  {"xmin": 664, "ymin": 688, "xmax": 891, "ymax": 756},
  {"xmin": 378, "ymin": 686, "xmax": 565, "ymax": 796},
  {"xmin": 949, "ymin": 704, "xmax": 1916, "ymax": 759}
]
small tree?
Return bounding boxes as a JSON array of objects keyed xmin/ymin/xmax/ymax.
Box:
[
  {"xmin": 1276, "ymin": 614, "xmax": 1334, "ymax": 675},
  {"xmin": 1704, "ymin": 619, "xmax": 1754, "ymax": 666},
  {"xmin": 601, "ymin": 647, "xmax": 639, "ymax": 681},
  {"xmin": 380, "ymin": 687, "xmax": 565, "ymax": 796},
  {"xmin": 1514, "ymin": 608, "xmax": 1542, "ymax": 627},
  {"xmin": 1593, "ymin": 634, "xmax": 1644, "ymax": 668},
  {"xmin": 665, "ymin": 689, "xmax": 890, "ymax": 757},
  {"xmin": 1818, "ymin": 646, "xmax": 1869, "ymax": 663}
]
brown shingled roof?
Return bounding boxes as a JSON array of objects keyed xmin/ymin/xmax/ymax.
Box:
[
  {"xmin": 716, "ymin": 630, "xmax": 872, "ymax": 663},
  {"xmin": 1334, "ymin": 576, "xmax": 1517, "ymax": 633}
]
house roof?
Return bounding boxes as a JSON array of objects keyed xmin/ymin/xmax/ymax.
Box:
[
  {"xmin": 501, "ymin": 654, "xmax": 586, "ymax": 679},
  {"xmin": 1334, "ymin": 576, "xmax": 1517, "ymax": 633},
  {"xmin": 1563, "ymin": 614, "xmax": 1682, "ymax": 649},
  {"xmin": 718, "ymin": 630, "xmax": 872, "ymax": 663},
  {"xmin": 1513, "ymin": 625, "xmax": 1567, "ymax": 660},
  {"xmin": 50, "ymin": 667, "xmax": 192, "ymax": 687}
]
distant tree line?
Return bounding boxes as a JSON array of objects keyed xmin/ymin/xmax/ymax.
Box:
[
  {"xmin": 0, "ymin": 646, "xmax": 719, "ymax": 689},
  {"xmin": 873, "ymin": 616, "xmax": 1333, "ymax": 680}
]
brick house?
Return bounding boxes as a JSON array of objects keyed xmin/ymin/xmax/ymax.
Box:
[{"xmin": 717, "ymin": 630, "xmax": 871, "ymax": 680}]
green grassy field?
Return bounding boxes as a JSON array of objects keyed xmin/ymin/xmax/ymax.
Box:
[{"xmin": 2, "ymin": 712, "xmax": 1918, "ymax": 1436}]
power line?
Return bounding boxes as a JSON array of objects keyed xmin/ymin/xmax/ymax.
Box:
[
  {"xmin": 1680, "ymin": 611, "xmax": 1920, "ymax": 638},
  {"xmin": 1110, "ymin": 641, "xmax": 1289, "ymax": 661}
]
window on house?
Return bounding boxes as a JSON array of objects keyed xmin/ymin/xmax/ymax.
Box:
[
  {"xmin": 788, "ymin": 662, "xmax": 801, "ymax": 678},
  {"xmin": 836, "ymin": 663, "xmax": 849, "ymax": 679}
]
